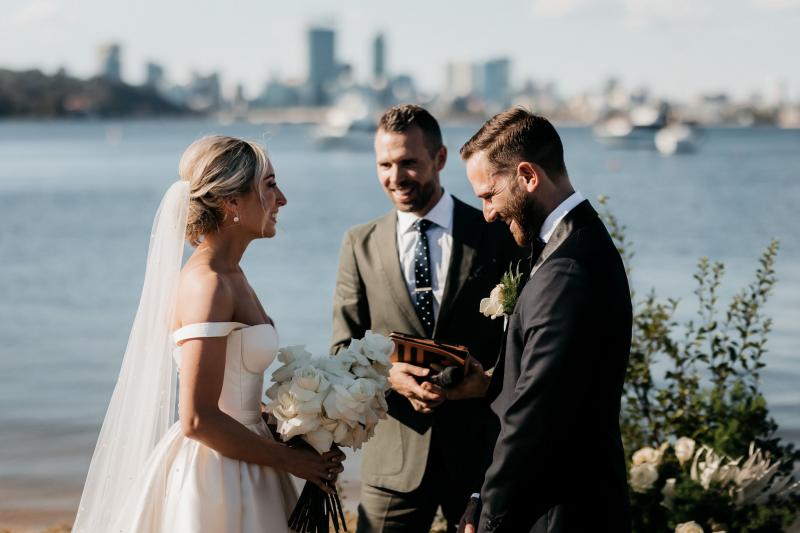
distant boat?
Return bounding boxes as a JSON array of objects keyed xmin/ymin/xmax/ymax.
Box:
[
  {"xmin": 313, "ymin": 93, "xmax": 377, "ymax": 151},
  {"xmin": 655, "ymin": 124, "xmax": 698, "ymax": 155},
  {"xmin": 593, "ymin": 105, "xmax": 666, "ymax": 149},
  {"xmin": 594, "ymin": 105, "xmax": 699, "ymax": 155}
]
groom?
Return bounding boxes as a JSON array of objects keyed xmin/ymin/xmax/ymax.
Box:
[
  {"xmin": 459, "ymin": 109, "xmax": 632, "ymax": 532},
  {"xmin": 331, "ymin": 104, "xmax": 522, "ymax": 532}
]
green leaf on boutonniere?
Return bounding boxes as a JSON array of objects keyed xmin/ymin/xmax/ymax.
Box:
[{"xmin": 499, "ymin": 261, "xmax": 525, "ymax": 315}]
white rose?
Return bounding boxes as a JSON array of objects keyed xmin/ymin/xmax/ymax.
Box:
[
  {"xmin": 323, "ymin": 383, "xmax": 362, "ymax": 424},
  {"xmin": 479, "ymin": 284, "xmax": 505, "ymax": 319},
  {"xmin": 674, "ymin": 437, "xmax": 696, "ymax": 466},
  {"xmin": 277, "ymin": 345, "xmax": 312, "ymax": 365},
  {"xmin": 360, "ymin": 331, "xmax": 394, "ymax": 366},
  {"xmin": 323, "ymin": 352, "xmax": 357, "ymax": 376},
  {"xmin": 279, "ymin": 413, "xmax": 321, "ymax": 439},
  {"xmin": 370, "ymin": 393, "xmax": 389, "ymax": 416},
  {"xmin": 272, "ymin": 347, "xmax": 313, "ymax": 384},
  {"xmin": 265, "ymin": 381, "xmax": 283, "ymax": 401},
  {"xmin": 346, "ymin": 424, "xmax": 369, "ymax": 450},
  {"xmin": 675, "ymin": 521, "xmax": 704, "ymax": 533},
  {"xmin": 287, "ymin": 366, "xmax": 329, "ymax": 416},
  {"xmin": 348, "ymin": 378, "xmax": 376, "ymax": 401},
  {"xmin": 630, "ymin": 463, "xmax": 659, "ymax": 493},
  {"xmin": 632, "ymin": 444, "xmax": 667, "ymax": 467},
  {"xmin": 267, "ymin": 384, "xmax": 297, "ymax": 420},
  {"xmin": 352, "ymin": 363, "xmax": 382, "ymax": 382},
  {"xmin": 661, "ymin": 478, "xmax": 676, "ymax": 510},
  {"xmin": 304, "ymin": 427, "xmax": 334, "ymax": 454},
  {"xmin": 343, "ymin": 339, "xmax": 371, "ymax": 366}
]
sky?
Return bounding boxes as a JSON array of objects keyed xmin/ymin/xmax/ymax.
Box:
[{"xmin": 2, "ymin": 0, "xmax": 799, "ymax": 101}]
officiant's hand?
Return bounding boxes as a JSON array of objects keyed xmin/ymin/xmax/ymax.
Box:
[
  {"xmin": 389, "ymin": 362, "xmax": 445, "ymax": 414},
  {"xmin": 442, "ymin": 356, "xmax": 490, "ymax": 401}
]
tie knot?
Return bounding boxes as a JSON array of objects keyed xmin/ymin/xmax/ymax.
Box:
[{"xmin": 413, "ymin": 218, "xmax": 433, "ymax": 233}]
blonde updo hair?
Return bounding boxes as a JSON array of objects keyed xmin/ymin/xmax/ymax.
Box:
[{"xmin": 179, "ymin": 135, "xmax": 270, "ymax": 246}]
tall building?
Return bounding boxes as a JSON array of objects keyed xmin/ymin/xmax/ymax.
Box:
[
  {"xmin": 482, "ymin": 58, "xmax": 511, "ymax": 109},
  {"xmin": 145, "ymin": 62, "xmax": 165, "ymax": 91},
  {"xmin": 445, "ymin": 62, "xmax": 474, "ymax": 98},
  {"xmin": 98, "ymin": 43, "xmax": 122, "ymax": 82},
  {"xmin": 373, "ymin": 33, "xmax": 386, "ymax": 82},
  {"xmin": 188, "ymin": 71, "xmax": 222, "ymax": 111},
  {"xmin": 308, "ymin": 26, "xmax": 337, "ymax": 105}
]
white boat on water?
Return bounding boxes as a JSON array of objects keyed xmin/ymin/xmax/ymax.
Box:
[
  {"xmin": 594, "ymin": 104, "xmax": 699, "ymax": 155},
  {"xmin": 654, "ymin": 124, "xmax": 698, "ymax": 155},
  {"xmin": 593, "ymin": 105, "xmax": 666, "ymax": 149},
  {"xmin": 313, "ymin": 93, "xmax": 377, "ymax": 151}
]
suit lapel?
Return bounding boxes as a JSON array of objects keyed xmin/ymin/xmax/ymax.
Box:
[
  {"xmin": 530, "ymin": 200, "xmax": 597, "ymax": 277},
  {"xmin": 435, "ymin": 199, "xmax": 481, "ymax": 337},
  {"xmin": 373, "ymin": 211, "xmax": 427, "ymax": 336}
]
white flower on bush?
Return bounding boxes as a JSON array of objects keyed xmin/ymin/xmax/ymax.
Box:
[
  {"xmin": 632, "ymin": 442, "xmax": 668, "ymax": 467},
  {"xmin": 630, "ymin": 463, "xmax": 659, "ymax": 493},
  {"xmin": 688, "ymin": 442, "xmax": 800, "ymax": 506},
  {"xmin": 675, "ymin": 437, "xmax": 696, "ymax": 466},
  {"xmin": 661, "ymin": 478, "xmax": 677, "ymax": 510},
  {"xmin": 479, "ymin": 284, "xmax": 505, "ymax": 319},
  {"xmin": 675, "ymin": 521, "xmax": 704, "ymax": 533}
]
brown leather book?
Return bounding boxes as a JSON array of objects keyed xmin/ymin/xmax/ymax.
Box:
[{"xmin": 389, "ymin": 332, "xmax": 469, "ymax": 368}]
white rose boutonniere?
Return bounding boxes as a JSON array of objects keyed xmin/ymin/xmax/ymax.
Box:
[
  {"xmin": 479, "ymin": 284, "xmax": 505, "ymax": 319},
  {"xmin": 480, "ymin": 261, "xmax": 525, "ymax": 320}
]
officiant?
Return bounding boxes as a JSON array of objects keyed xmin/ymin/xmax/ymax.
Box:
[{"xmin": 331, "ymin": 104, "xmax": 522, "ymax": 533}]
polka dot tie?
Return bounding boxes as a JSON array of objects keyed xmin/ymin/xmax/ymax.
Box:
[{"xmin": 412, "ymin": 218, "xmax": 435, "ymax": 337}]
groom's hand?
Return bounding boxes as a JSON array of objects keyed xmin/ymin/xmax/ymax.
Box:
[
  {"xmin": 444, "ymin": 356, "xmax": 491, "ymax": 401},
  {"xmin": 458, "ymin": 495, "xmax": 481, "ymax": 533},
  {"xmin": 389, "ymin": 363, "xmax": 445, "ymax": 414}
]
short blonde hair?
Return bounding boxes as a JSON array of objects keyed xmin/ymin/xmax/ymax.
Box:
[{"xmin": 178, "ymin": 136, "xmax": 269, "ymax": 246}]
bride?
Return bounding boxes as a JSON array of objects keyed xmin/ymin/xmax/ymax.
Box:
[{"xmin": 73, "ymin": 136, "xmax": 345, "ymax": 532}]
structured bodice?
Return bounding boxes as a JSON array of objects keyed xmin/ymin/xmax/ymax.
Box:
[{"xmin": 172, "ymin": 322, "xmax": 279, "ymax": 426}]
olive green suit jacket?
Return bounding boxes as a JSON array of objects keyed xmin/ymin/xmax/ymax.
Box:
[{"xmin": 331, "ymin": 196, "xmax": 522, "ymax": 493}]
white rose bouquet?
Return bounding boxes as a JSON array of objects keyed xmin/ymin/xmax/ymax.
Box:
[{"xmin": 265, "ymin": 331, "xmax": 393, "ymax": 533}]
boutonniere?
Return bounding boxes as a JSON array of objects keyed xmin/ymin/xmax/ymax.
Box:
[{"xmin": 479, "ymin": 261, "xmax": 525, "ymax": 320}]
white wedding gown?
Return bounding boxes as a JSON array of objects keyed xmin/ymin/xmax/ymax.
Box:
[{"xmin": 109, "ymin": 321, "xmax": 298, "ymax": 533}]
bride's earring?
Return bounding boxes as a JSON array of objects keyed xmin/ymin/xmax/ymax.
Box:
[{"xmin": 233, "ymin": 213, "xmax": 240, "ymax": 223}]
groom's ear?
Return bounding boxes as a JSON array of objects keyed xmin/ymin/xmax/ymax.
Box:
[{"xmin": 516, "ymin": 161, "xmax": 540, "ymax": 193}]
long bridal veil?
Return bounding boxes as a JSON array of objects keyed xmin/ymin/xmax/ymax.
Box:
[{"xmin": 73, "ymin": 181, "xmax": 189, "ymax": 532}]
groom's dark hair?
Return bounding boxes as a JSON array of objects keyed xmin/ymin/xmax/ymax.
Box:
[
  {"xmin": 378, "ymin": 104, "xmax": 443, "ymax": 157},
  {"xmin": 460, "ymin": 107, "xmax": 567, "ymax": 180}
]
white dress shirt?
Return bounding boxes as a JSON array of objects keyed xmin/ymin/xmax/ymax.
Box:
[
  {"xmin": 539, "ymin": 191, "xmax": 585, "ymax": 244},
  {"xmin": 396, "ymin": 192, "xmax": 454, "ymax": 320}
]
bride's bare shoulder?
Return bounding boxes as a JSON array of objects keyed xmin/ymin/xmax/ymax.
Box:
[{"xmin": 176, "ymin": 261, "xmax": 235, "ymax": 325}]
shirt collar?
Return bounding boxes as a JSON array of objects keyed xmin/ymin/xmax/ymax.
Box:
[
  {"xmin": 397, "ymin": 191, "xmax": 454, "ymax": 234},
  {"xmin": 539, "ymin": 191, "xmax": 585, "ymax": 243}
]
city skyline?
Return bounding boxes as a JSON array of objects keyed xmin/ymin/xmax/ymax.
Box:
[{"xmin": 2, "ymin": 0, "xmax": 799, "ymax": 101}]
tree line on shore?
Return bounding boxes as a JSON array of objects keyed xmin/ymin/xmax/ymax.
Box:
[{"xmin": 0, "ymin": 69, "xmax": 191, "ymax": 118}]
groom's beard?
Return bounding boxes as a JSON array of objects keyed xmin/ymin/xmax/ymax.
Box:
[{"xmin": 506, "ymin": 184, "xmax": 548, "ymax": 247}]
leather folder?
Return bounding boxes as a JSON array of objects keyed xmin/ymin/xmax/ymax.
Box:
[{"xmin": 388, "ymin": 332, "xmax": 469, "ymax": 368}]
